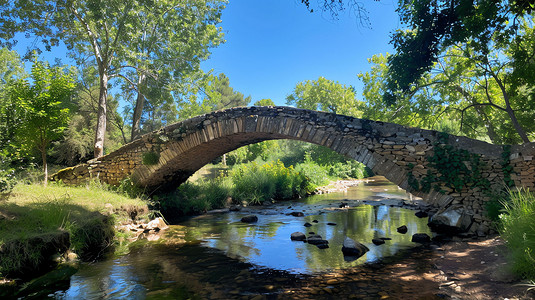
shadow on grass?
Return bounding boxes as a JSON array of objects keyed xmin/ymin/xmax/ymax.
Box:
[{"xmin": 0, "ymin": 199, "xmax": 115, "ymax": 280}]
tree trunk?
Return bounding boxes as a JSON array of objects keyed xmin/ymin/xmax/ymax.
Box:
[
  {"xmin": 41, "ymin": 147, "xmax": 47, "ymax": 186},
  {"xmin": 131, "ymin": 74, "xmax": 146, "ymax": 141},
  {"xmin": 94, "ymin": 72, "xmax": 108, "ymax": 158}
]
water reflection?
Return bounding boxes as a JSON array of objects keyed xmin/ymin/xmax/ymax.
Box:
[{"xmin": 179, "ymin": 177, "xmax": 431, "ymax": 274}]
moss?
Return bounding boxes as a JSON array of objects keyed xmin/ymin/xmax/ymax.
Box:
[{"xmin": 142, "ymin": 151, "xmax": 160, "ymax": 165}]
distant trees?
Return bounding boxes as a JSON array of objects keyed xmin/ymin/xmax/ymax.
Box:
[{"xmin": 286, "ymin": 76, "xmax": 361, "ymax": 116}]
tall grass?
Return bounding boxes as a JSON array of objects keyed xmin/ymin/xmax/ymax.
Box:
[{"xmin": 498, "ymin": 188, "xmax": 535, "ymax": 279}]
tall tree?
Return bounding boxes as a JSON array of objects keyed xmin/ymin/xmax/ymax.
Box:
[
  {"xmin": 286, "ymin": 76, "xmax": 361, "ymax": 116},
  {"xmin": 7, "ymin": 61, "xmax": 76, "ymax": 185},
  {"xmin": 120, "ymin": 0, "xmax": 225, "ymax": 141},
  {"xmin": 0, "ymin": 0, "xmax": 226, "ymax": 157}
]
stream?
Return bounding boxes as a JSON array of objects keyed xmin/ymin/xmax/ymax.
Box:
[{"xmin": 48, "ymin": 176, "xmax": 436, "ymax": 299}]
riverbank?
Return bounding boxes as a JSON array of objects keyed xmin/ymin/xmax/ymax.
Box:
[{"xmin": 0, "ymin": 182, "xmax": 151, "ymax": 289}]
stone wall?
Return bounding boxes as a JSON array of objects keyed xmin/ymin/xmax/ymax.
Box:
[{"xmin": 50, "ymin": 106, "xmax": 535, "ymax": 232}]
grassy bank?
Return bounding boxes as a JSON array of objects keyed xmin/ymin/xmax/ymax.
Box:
[
  {"xmin": 498, "ymin": 188, "xmax": 535, "ymax": 280},
  {"xmin": 0, "ymin": 182, "xmax": 149, "ymax": 279}
]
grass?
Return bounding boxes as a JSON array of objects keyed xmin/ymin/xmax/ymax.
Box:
[
  {"xmin": 498, "ymin": 188, "xmax": 535, "ymax": 280},
  {"xmin": 0, "ymin": 181, "xmax": 149, "ymax": 278}
]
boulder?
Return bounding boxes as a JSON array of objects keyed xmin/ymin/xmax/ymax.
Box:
[
  {"xmin": 241, "ymin": 215, "xmax": 258, "ymax": 223},
  {"xmin": 372, "ymin": 238, "xmax": 385, "ymax": 245},
  {"xmin": 327, "ymin": 222, "xmax": 337, "ymax": 226},
  {"xmin": 316, "ymin": 244, "xmax": 329, "ymax": 249},
  {"xmin": 397, "ymin": 225, "xmax": 408, "ymax": 234},
  {"xmin": 341, "ymin": 237, "xmax": 369, "ymax": 258},
  {"xmin": 289, "ymin": 212, "xmax": 304, "ymax": 217},
  {"xmin": 428, "ymin": 205, "xmax": 473, "ymax": 233},
  {"xmin": 291, "ymin": 232, "xmax": 306, "ymax": 241},
  {"xmin": 411, "ymin": 233, "xmax": 431, "ymax": 243},
  {"xmin": 304, "ymin": 222, "xmax": 312, "ymax": 227}
]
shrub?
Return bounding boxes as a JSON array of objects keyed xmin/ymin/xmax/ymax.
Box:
[
  {"xmin": 498, "ymin": 188, "xmax": 535, "ymax": 279},
  {"xmin": 158, "ymin": 177, "xmax": 232, "ymax": 216},
  {"xmin": 231, "ymin": 160, "xmax": 314, "ymax": 205}
]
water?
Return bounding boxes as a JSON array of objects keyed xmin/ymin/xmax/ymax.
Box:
[{"xmin": 53, "ymin": 176, "xmax": 433, "ymax": 299}]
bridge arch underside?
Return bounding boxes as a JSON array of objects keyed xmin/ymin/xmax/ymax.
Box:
[{"xmin": 133, "ymin": 118, "xmax": 413, "ymax": 201}]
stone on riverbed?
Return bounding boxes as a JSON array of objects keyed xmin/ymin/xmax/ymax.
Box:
[
  {"xmin": 415, "ymin": 211, "xmax": 429, "ymax": 218},
  {"xmin": 241, "ymin": 215, "xmax": 258, "ymax": 223},
  {"xmin": 342, "ymin": 237, "xmax": 369, "ymax": 258},
  {"xmin": 412, "ymin": 233, "xmax": 431, "ymax": 243},
  {"xmin": 397, "ymin": 225, "xmax": 408, "ymax": 234},
  {"xmin": 289, "ymin": 211, "xmax": 304, "ymax": 217},
  {"xmin": 307, "ymin": 234, "xmax": 329, "ymax": 246},
  {"xmin": 372, "ymin": 238, "xmax": 385, "ymax": 245},
  {"xmin": 291, "ymin": 232, "xmax": 306, "ymax": 241}
]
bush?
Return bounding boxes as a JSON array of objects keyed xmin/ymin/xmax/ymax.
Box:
[
  {"xmin": 231, "ymin": 160, "xmax": 314, "ymax": 205},
  {"xmin": 158, "ymin": 177, "xmax": 232, "ymax": 216},
  {"xmin": 294, "ymin": 161, "xmax": 330, "ymax": 187},
  {"xmin": 498, "ymin": 188, "xmax": 535, "ymax": 279}
]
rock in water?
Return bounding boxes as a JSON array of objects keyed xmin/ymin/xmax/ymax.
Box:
[
  {"xmin": 307, "ymin": 234, "xmax": 329, "ymax": 246},
  {"xmin": 428, "ymin": 205, "xmax": 473, "ymax": 233},
  {"xmin": 290, "ymin": 212, "xmax": 304, "ymax": 217},
  {"xmin": 372, "ymin": 238, "xmax": 385, "ymax": 245},
  {"xmin": 415, "ymin": 211, "xmax": 428, "ymax": 218},
  {"xmin": 397, "ymin": 225, "xmax": 408, "ymax": 234},
  {"xmin": 341, "ymin": 237, "xmax": 369, "ymax": 258},
  {"xmin": 241, "ymin": 215, "xmax": 258, "ymax": 223},
  {"xmin": 290, "ymin": 232, "xmax": 306, "ymax": 241},
  {"xmin": 412, "ymin": 233, "xmax": 431, "ymax": 243},
  {"xmin": 304, "ymin": 222, "xmax": 312, "ymax": 227}
]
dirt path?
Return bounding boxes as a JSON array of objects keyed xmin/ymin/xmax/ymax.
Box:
[{"xmin": 283, "ymin": 236, "xmax": 533, "ymax": 300}]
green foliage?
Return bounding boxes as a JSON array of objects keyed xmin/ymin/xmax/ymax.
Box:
[
  {"xmin": 0, "ymin": 153, "xmax": 16, "ymax": 193},
  {"xmin": 385, "ymin": 0, "xmax": 527, "ymax": 101},
  {"xmin": 158, "ymin": 177, "xmax": 232, "ymax": 216},
  {"xmin": 5, "ymin": 60, "xmax": 76, "ymax": 183},
  {"xmin": 498, "ymin": 189, "xmax": 535, "ymax": 279},
  {"xmin": 253, "ymin": 98, "xmax": 275, "ymax": 106},
  {"xmin": 231, "ymin": 160, "xmax": 314, "ymax": 205},
  {"xmin": 177, "ymin": 73, "xmax": 251, "ymax": 121},
  {"xmin": 142, "ymin": 151, "xmax": 160, "ymax": 166},
  {"xmin": 286, "ymin": 76, "xmax": 362, "ymax": 116}
]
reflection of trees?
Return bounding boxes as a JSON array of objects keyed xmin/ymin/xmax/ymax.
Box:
[{"xmin": 301, "ymin": 205, "xmax": 433, "ymax": 271}]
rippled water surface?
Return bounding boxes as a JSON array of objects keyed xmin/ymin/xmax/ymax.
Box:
[{"xmin": 54, "ymin": 176, "xmax": 432, "ymax": 299}]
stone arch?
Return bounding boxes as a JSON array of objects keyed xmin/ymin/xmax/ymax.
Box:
[{"xmin": 51, "ymin": 106, "xmax": 535, "ymax": 218}]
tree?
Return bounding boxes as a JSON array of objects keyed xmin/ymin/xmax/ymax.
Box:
[
  {"xmin": 286, "ymin": 76, "xmax": 361, "ymax": 116},
  {"xmin": 7, "ymin": 61, "xmax": 76, "ymax": 185},
  {"xmin": 254, "ymin": 98, "xmax": 275, "ymax": 106},
  {"xmin": 384, "ymin": 0, "xmax": 534, "ymax": 105},
  {"xmin": 177, "ymin": 73, "xmax": 251, "ymax": 120},
  {"xmin": 120, "ymin": 1, "xmax": 225, "ymax": 141},
  {"xmin": 0, "ymin": 0, "xmax": 226, "ymax": 157},
  {"xmin": 360, "ymin": 15, "xmax": 535, "ymax": 144},
  {"xmin": 0, "ymin": 48, "xmax": 26, "ymax": 153}
]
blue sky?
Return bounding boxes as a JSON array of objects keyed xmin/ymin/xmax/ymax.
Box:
[
  {"xmin": 12, "ymin": 0, "xmax": 400, "ymax": 107},
  {"xmin": 201, "ymin": 0, "xmax": 400, "ymax": 105}
]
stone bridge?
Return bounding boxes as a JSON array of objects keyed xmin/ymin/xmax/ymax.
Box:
[{"xmin": 51, "ymin": 106, "xmax": 535, "ymax": 231}]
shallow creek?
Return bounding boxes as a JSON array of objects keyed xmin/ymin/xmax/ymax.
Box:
[{"xmin": 50, "ymin": 176, "xmax": 439, "ymax": 299}]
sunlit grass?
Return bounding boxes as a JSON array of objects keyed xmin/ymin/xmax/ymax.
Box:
[
  {"xmin": 0, "ymin": 181, "xmax": 149, "ymax": 277},
  {"xmin": 499, "ymin": 188, "xmax": 535, "ymax": 280}
]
